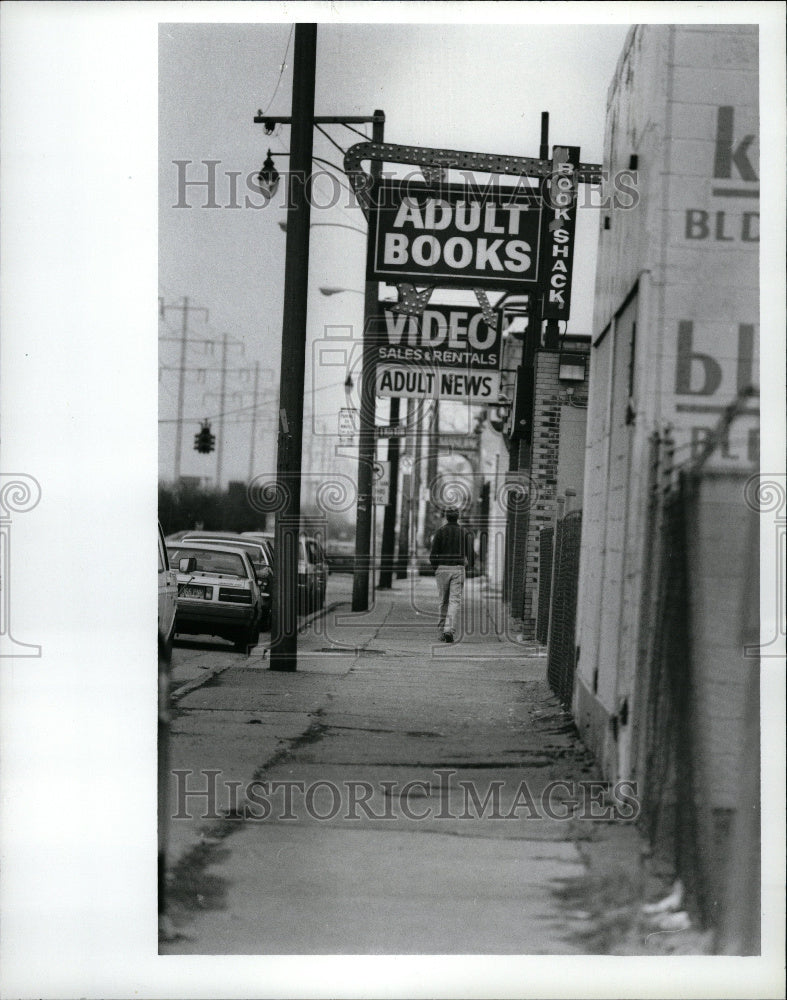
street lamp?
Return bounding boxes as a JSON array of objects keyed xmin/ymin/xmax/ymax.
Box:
[
  {"xmin": 320, "ymin": 286, "xmax": 365, "ymax": 297},
  {"xmin": 320, "ymin": 285, "xmax": 397, "ymax": 301},
  {"xmin": 257, "ymin": 150, "xmax": 281, "ymax": 200}
]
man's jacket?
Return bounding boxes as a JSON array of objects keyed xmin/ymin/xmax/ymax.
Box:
[{"xmin": 429, "ymin": 522, "xmax": 474, "ymax": 570}]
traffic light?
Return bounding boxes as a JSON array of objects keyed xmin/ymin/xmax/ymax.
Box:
[{"xmin": 193, "ymin": 420, "xmax": 215, "ymax": 453}]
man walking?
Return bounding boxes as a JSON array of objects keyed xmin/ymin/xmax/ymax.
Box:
[{"xmin": 429, "ymin": 507, "xmax": 474, "ymax": 643}]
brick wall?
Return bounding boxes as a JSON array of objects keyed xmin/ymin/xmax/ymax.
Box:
[{"xmin": 516, "ymin": 349, "xmax": 589, "ymax": 638}]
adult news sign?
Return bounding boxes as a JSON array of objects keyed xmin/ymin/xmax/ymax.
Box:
[
  {"xmin": 374, "ymin": 305, "xmax": 502, "ymax": 403},
  {"xmin": 366, "ymin": 180, "xmax": 543, "ymax": 290}
]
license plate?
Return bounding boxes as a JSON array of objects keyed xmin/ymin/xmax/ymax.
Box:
[{"xmin": 180, "ymin": 584, "xmax": 209, "ymax": 599}]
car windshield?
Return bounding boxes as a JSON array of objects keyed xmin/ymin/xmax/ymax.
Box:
[
  {"xmin": 168, "ymin": 547, "xmax": 248, "ymax": 579},
  {"xmin": 183, "ymin": 537, "xmax": 269, "ymax": 572}
]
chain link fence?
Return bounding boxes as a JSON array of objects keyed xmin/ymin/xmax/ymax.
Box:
[
  {"xmin": 632, "ymin": 393, "xmax": 760, "ymax": 949},
  {"xmin": 546, "ymin": 510, "xmax": 583, "ymax": 706},
  {"xmin": 536, "ymin": 525, "xmax": 553, "ymax": 645}
]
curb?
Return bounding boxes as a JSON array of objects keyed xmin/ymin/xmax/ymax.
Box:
[{"xmin": 170, "ymin": 598, "xmax": 351, "ymax": 702}]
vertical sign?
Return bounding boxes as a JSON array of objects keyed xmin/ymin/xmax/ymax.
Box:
[
  {"xmin": 542, "ymin": 145, "xmax": 580, "ymax": 321},
  {"xmin": 339, "ymin": 407, "xmax": 356, "ymax": 445},
  {"xmin": 372, "ymin": 460, "xmax": 391, "ymax": 505}
]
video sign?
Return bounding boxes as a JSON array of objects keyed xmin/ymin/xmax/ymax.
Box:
[{"xmin": 373, "ymin": 304, "xmax": 502, "ymax": 402}]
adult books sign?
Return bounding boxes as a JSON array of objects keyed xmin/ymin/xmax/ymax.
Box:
[
  {"xmin": 361, "ymin": 147, "xmax": 584, "ymax": 401},
  {"xmin": 366, "ymin": 180, "xmax": 543, "ymax": 290}
]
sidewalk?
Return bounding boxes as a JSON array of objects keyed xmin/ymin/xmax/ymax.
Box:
[
  {"xmin": 167, "ymin": 573, "xmax": 356, "ymax": 695},
  {"xmin": 161, "ymin": 574, "xmax": 662, "ymax": 955}
]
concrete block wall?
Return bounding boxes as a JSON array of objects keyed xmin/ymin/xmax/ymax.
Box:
[
  {"xmin": 685, "ymin": 471, "xmax": 754, "ymax": 810},
  {"xmin": 574, "ymin": 23, "xmax": 760, "ymax": 785}
]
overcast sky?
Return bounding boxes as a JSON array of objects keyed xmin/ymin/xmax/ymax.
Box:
[{"xmin": 158, "ymin": 19, "xmax": 632, "ymax": 485}]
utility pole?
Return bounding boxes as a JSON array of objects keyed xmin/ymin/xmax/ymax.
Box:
[
  {"xmin": 159, "ymin": 297, "xmax": 208, "ymax": 481},
  {"xmin": 424, "ymin": 399, "xmax": 440, "ymax": 544},
  {"xmin": 377, "ymin": 395, "xmax": 401, "ymax": 588},
  {"xmin": 351, "ymin": 110, "xmax": 385, "ymax": 611},
  {"xmin": 200, "ymin": 341, "xmax": 248, "ymax": 487},
  {"xmin": 269, "ymin": 22, "xmax": 317, "ymax": 672},
  {"xmin": 176, "ymin": 300, "xmax": 189, "ymax": 482},
  {"xmin": 409, "ymin": 397, "xmax": 425, "ymax": 575},
  {"xmin": 248, "ymin": 360, "xmax": 261, "ymax": 482},
  {"xmin": 505, "ymin": 112, "xmax": 550, "ymax": 611},
  {"xmin": 254, "ymin": 99, "xmax": 386, "ymax": 626},
  {"xmin": 216, "ymin": 333, "xmax": 228, "ymax": 489},
  {"xmin": 396, "ymin": 399, "xmax": 411, "ymax": 580}
]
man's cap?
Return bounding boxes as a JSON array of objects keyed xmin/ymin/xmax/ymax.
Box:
[{"xmin": 444, "ymin": 507, "xmax": 460, "ymax": 519}]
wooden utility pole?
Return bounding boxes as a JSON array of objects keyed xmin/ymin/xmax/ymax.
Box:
[
  {"xmin": 215, "ymin": 333, "xmax": 228, "ymax": 489},
  {"xmin": 248, "ymin": 361, "xmax": 260, "ymax": 482},
  {"xmin": 269, "ymin": 23, "xmax": 317, "ymax": 671},
  {"xmin": 160, "ymin": 297, "xmax": 208, "ymax": 481}
]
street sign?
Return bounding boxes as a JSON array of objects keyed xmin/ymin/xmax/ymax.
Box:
[
  {"xmin": 375, "ymin": 425, "xmax": 407, "ymax": 438},
  {"xmin": 338, "ymin": 407, "xmax": 356, "ymax": 445},
  {"xmin": 372, "ymin": 460, "xmax": 391, "ymax": 505},
  {"xmin": 339, "ymin": 408, "xmax": 356, "ymax": 435},
  {"xmin": 366, "ymin": 180, "xmax": 543, "ymax": 290},
  {"xmin": 437, "ymin": 433, "xmax": 480, "ymax": 452}
]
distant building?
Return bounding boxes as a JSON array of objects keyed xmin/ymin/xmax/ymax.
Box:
[{"xmin": 480, "ymin": 310, "xmax": 591, "ymax": 634}]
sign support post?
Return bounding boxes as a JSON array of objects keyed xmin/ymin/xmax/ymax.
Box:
[
  {"xmin": 378, "ymin": 395, "xmax": 401, "ymax": 589},
  {"xmin": 351, "ymin": 111, "xmax": 385, "ymax": 612}
]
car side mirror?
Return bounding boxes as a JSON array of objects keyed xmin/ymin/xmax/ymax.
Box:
[{"xmin": 179, "ymin": 557, "xmax": 197, "ymax": 573}]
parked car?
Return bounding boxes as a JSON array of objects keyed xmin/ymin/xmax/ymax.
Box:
[
  {"xmin": 164, "ymin": 529, "xmax": 192, "ymax": 543},
  {"xmin": 158, "ymin": 522, "xmax": 178, "ymax": 655},
  {"xmin": 325, "ymin": 539, "xmax": 356, "ymax": 574},
  {"xmin": 180, "ymin": 532, "xmax": 273, "ymax": 630},
  {"xmin": 242, "ymin": 530, "xmax": 328, "ymax": 612},
  {"xmin": 166, "ymin": 541, "xmax": 263, "ymax": 653}
]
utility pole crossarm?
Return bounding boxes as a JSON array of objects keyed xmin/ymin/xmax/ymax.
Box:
[{"xmin": 254, "ymin": 113, "xmax": 385, "ymax": 126}]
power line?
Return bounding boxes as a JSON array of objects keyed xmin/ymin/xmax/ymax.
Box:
[
  {"xmin": 258, "ymin": 24, "xmax": 294, "ymax": 116},
  {"xmin": 341, "ymin": 121, "xmax": 371, "ymax": 142},
  {"xmin": 314, "ymin": 123, "xmax": 348, "ymax": 158}
]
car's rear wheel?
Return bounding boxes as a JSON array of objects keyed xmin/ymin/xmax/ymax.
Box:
[{"xmin": 233, "ymin": 623, "xmax": 259, "ymax": 653}]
